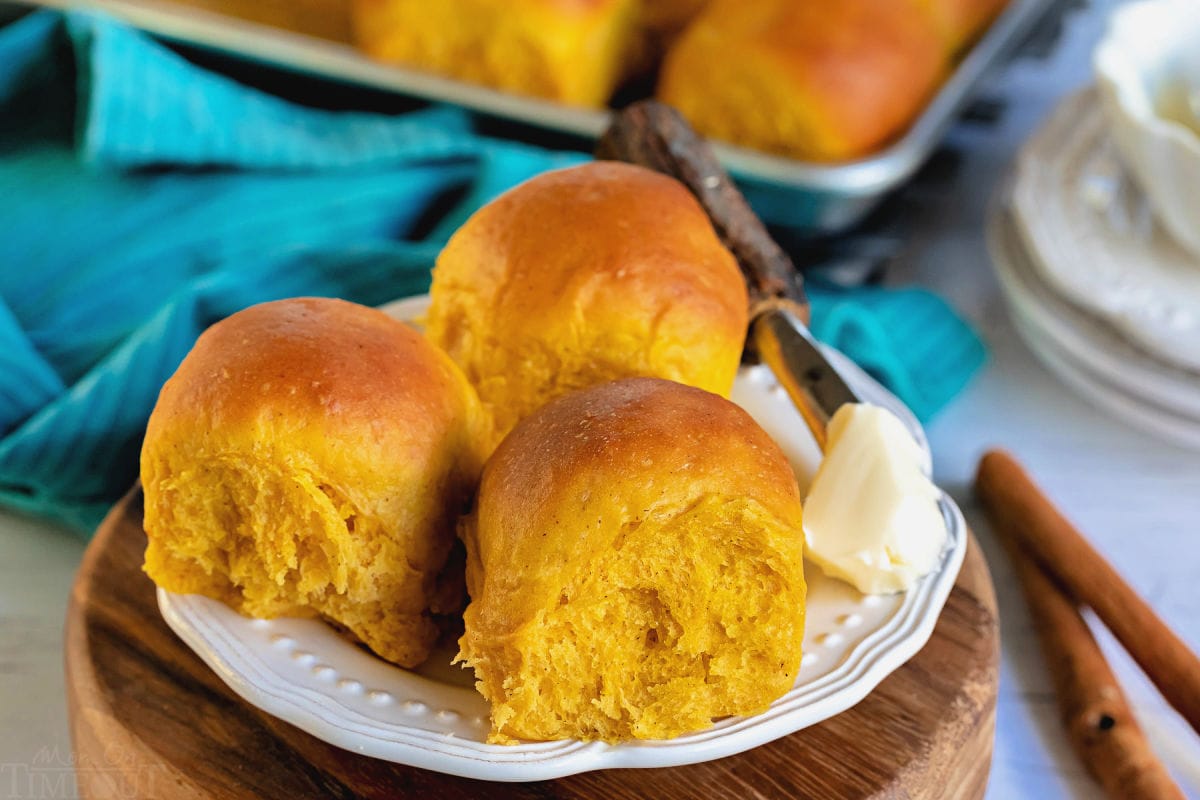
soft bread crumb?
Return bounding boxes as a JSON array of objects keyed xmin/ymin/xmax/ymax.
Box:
[
  {"xmin": 457, "ymin": 378, "xmax": 806, "ymax": 742},
  {"xmin": 461, "ymin": 496, "xmax": 803, "ymax": 742},
  {"xmin": 141, "ymin": 298, "xmax": 486, "ymax": 668}
]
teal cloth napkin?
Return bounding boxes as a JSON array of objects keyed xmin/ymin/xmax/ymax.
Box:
[{"xmin": 0, "ymin": 10, "xmax": 985, "ymax": 534}]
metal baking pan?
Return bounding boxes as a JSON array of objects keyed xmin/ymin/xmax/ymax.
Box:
[{"xmin": 25, "ymin": 0, "xmax": 1059, "ymax": 232}]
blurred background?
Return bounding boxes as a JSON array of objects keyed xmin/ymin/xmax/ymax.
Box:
[{"xmin": 1, "ymin": 0, "xmax": 1198, "ymax": 797}]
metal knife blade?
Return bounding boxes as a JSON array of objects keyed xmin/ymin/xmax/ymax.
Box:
[{"xmin": 752, "ymin": 306, "xmax": 860, "ymax": 452}]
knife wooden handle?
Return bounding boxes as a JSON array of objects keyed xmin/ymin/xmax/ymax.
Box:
[
  {"xmin": 596, "ymin": 100, "xmax": 810, "ymax": 326},
  {"xmin": 976, "ymin": 450, "xmax": 1200, "ymax": 738}
]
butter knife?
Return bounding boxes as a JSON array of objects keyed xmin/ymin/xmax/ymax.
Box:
[{"xmin": 597, "ymin": 100, "xmax": 860, "ymax": 449}]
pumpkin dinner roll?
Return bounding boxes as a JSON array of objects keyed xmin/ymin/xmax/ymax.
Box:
[
  {"xmin": 426, "ymin": 162, "xmax": 749, "ymax": 452},
  {"xmin": 141, "ymin": 298, "xmax": 486, "ymax": 668},
  {"xmin": 351, "ymin": 0, "xmax": 641, "ymax": 107},
  {"xmin": 657, "ymin": 0, "xmax": 947, "ymax": 161},
  {"xmin": 458, "ymin": 378, "xmax": 807, "ymax": 742}
]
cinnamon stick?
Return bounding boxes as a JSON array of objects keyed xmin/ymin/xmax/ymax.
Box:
[
  {"xmin": 996, "ymin": 530, "xmax": 1185, "ymax": 799},
  {"xmin": 975, "ymin": 450, "xmax": 1200, "ymax": 737},
  {"xmin": 596, "ymin": 100, "xmax": 810, "ymax": 325}
]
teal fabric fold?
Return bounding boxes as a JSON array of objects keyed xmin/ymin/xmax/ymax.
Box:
[
  {"xmin": 0, "ymin": 10, "xmax": 985, "ymax": 535},
  {"xmin": 808, "ymin": 287, "xmax": 986, "ymax": 422},
  {"xmin": 0, "ymin": 295, "xmax": 66, "ymax": 427},
  {"xmin": 69, "ymin": 14, "xmax": 480, "ymax": 170}
]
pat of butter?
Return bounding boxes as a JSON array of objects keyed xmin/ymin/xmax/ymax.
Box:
[{"xmin": 803, "ymin": 404, "xmax": 946, "ymax": 595}]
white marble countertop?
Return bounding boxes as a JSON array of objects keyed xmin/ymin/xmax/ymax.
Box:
[{"xmin": 2, "ymin": 1, "xmax": 1199, "ymax": 797}]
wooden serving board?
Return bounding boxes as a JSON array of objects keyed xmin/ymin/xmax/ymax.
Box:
[{"xmin": 66, "ymin": 488, "xmax": 999, "ymax": 799}]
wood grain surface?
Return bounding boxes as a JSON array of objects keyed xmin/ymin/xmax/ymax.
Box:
[{"xmin": 65, "ymin": 488, "xmax": 999, "ymax": 799}]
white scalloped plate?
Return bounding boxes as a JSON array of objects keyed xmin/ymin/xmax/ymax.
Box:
[
  {"xmin": 157, "ymin": 296, "xmax": 967, "ymax": 782},
  {"xmin": 1011, "ymin": 88, "xmax": 1200, "ymax": 372},
  {"xmin": 989, "ymin": 196, "xmax": 1200, "ymax": 450}
]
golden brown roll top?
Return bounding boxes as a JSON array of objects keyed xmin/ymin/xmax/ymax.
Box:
[
  {"xmin": 426, "ymin": 161, "xmax": 749, "ymax": 452},
  {"xmin": 142, "ymin": 297, "xmax": 486, "ymax": 668},
  {"xmin": 657, "ymin": 0, "xmax": 947, "ymax": 162},
  {"xmin": 458, "ymin": 377, "xmax": 807, "ymax": 742},
  {"xmin": 352, "ymin": 0, "xmax": 642, "ymax": 107}
]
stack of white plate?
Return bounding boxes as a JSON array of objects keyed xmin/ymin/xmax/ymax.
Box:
[{"xmin": 988, "ymin": 89, "xmax": 1200, "ymax": 451}]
